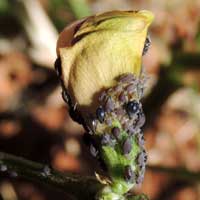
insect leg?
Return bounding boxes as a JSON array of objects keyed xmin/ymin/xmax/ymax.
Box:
[{"xmin": 142, "ymin": 35, "xmax": 151, "ymax": 56}]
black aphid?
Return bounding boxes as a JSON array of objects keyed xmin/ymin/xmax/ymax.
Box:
[
  {"xmin": 96, "ymin": 106, "xmax": 105, "ymax": 123},
  {"xmin": 54, "ymin": 57, "xmax": 62, "ymax": 76},
  {"xmin": 123, "ymin": 138, "xmax": 132, "ymax": 155},
  {"xmin": 124, "ymin": 165, "xmax": 135, "ymax": 182},
  {"xmin": 62, "ymin": 89, "xmax": 71, "ymax": 104},
  {"xmin": 61, "ymin": 90, "xmax": 83, "ymax": 124},
  {"xmin": 69, "ymin": 108, "xmax": 84, "ymax": 124},
  {"xmin": 91, "ymin": 119, "xmax": 97, "ymax": 131},
  {"xmin": 86, "ymin": 116, "xmax": 97, "ymax": 133},
  {"xmin": 126, "ymin": 100, "xmax": 140, "ymax": 116},
  {"xmin": 142, "ymin": 36, "xmax": 151, "ymax": 55}
]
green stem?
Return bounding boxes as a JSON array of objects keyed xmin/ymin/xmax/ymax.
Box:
[
  {"xmin": 148, "ymin": 165, "xmax": 200, "ymax": 182},
  {"xmin": 0, "ymin": 151, "xmax": 102, "ymax": 200},
  {"xmin": 67, "ymin": 0, "xmax": 91, "ymax": 19}
]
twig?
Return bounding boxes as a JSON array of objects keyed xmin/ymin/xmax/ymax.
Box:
[
  {"xmin": 13, "ymin": 0, "xmax": 58, "ymax": 68},
  {"xmin": 0, "ymin": 151, "xmax": 102, "ymax": 200},
  {"xmin": 1, "ymin": 152, "xmax": 200, "ymax": 199}
]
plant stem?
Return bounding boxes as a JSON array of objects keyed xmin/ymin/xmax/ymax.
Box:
[
  {"xmin": 148, "ymin": 165, "xmax": 200, "ymax": 182},
  {"xmin": 0, "ymin": 151, "xmax": 102, "ymax": 200},
  {"xmin": 1, "ymin": 152, "xmax": 200, "ymax": 199},
  {"xmin": 67, "ymin": 0, "xmax": 91, "ymax": 19}
]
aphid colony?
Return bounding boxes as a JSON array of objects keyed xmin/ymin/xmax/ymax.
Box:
[{"xmin": 84, "ymin": 73, "xmax": 147, "ymax": 186}]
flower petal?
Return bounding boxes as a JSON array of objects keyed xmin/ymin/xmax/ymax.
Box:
[{"xmin": 57, "ymin": 10, "xmax": 154, "ymax": 114}]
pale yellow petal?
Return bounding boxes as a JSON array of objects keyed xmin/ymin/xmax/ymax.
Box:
[{"xmin": 58, "ymin": 10, "xmax": 154, "ymax": 114}]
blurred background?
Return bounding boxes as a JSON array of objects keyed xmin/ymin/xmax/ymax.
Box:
[{"xmin": 0, "ymin": 0, "xmax": 200, "ymax": 199}]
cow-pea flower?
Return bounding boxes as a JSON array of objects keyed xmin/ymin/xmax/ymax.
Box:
[{"xmin": 56, "ymin": 10, "xmax": 154, "ymax": 200}]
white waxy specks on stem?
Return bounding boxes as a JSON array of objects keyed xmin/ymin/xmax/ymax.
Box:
[
  {"xmin": 41, "ymin": 165, "xmax": 51, "ymax": 177},
  {"xmin": 0, "ymin": 164, "xmax": 7, "ymax": 172}
]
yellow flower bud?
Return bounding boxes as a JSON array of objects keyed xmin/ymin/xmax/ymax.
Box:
[{"xmin": 57, "ymin": 10, "xmax": 154, "ymax": 116}]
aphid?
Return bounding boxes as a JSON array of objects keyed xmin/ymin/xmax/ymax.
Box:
[
  {"xmin": 99, "ymin": 91, "xmax": 107, "ymax": 102},
  {"xmin": 86, "ymin": 115, "xmax": 97, "ymax": 133},
  {"xmin": 61, "ymin": 89, "xmax": 71, "ymax": 104},
  {"xmin": 136, "ymin": 112, "xmax": 146, "ymax": 128},
  {"xmin": 105, "ymin": 98, "xmax": 115, "ymax": 112},
  {"xmin": 119, "ymin": 92, "xmax": 127, "ymax": 103},
  {"xmin": 101, "ymin": 133, "xmax": 112, "ymax": 145},
  {"xmin": 137, "ymin": 133, "xmax": 145, "ymax": 147},
  {"xmin": 62, "ymin": 90, "xmax": 84, "ymax": 124},
  {"xmin": 144, "ymin": 154, "xmax": 147, "ymax": 163},
  {"xmin": 119, "ymin": 74, "xmax": 135, "ymax": 83},
  {"xmin": 123, "ymin": 121, "xmax": 131, "ymax": 131},
  {"xmin": 136, "ymin": 172, "xmax": 144, "ymax": 185},
  {"xmin": 112, "ymin": 127, "xmax": 120, "ymax": 139},
  {"xmin": 54, "ymin": 57, "xmax": 62, "ymax": 76},
  {"xmin": 96, "ymin": 106, "xmax": 105, "ymax": 123},
  {"xmin": 126, "ymin": 83, "xmax": 136, "ymax": 93},
  {"xmin": 137, "ymin": 151, "xmax": 147, "ymax": 168},
  {"xmin": 91, "ymin": 118, "xmax": 97, "ymax": 131},
  {"xmin": 115, "ymin": 107, "xmax": 126, "ymax": 116},
  {"xmin": 137, "ymin": 85, "xmax": 144, "ymax": 99},
  {"xmin": 142, "ymin": 149, "xmax": 148, "ymax": 163},
  {"xmin": 114, "ymin": 85, "xmax": 122, "ymax": 93},
  {"xmin": 105, "ymin": 118, "xmax": 112, "ymax": 126},
  {"xmin": 123, "ymin": 138, "xmax": 132, "ymax": 155},
  {"xmin": 124, "ymin": 165, "xmax": 135, "ymax": 182},
  {"xmin": 127, "ymin": 126, "xmax": 136, "ymax": 136},
  {"xmin": 90, "ymin": 144, "xmax": 99, "ymax": 157},
  {"xmin": 126, "ymin": 100, "xmax": 140, "ymax": 116},
  {"xmin": 142, "ymin": 35, "xmax": 151, "ymax": 55}
]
